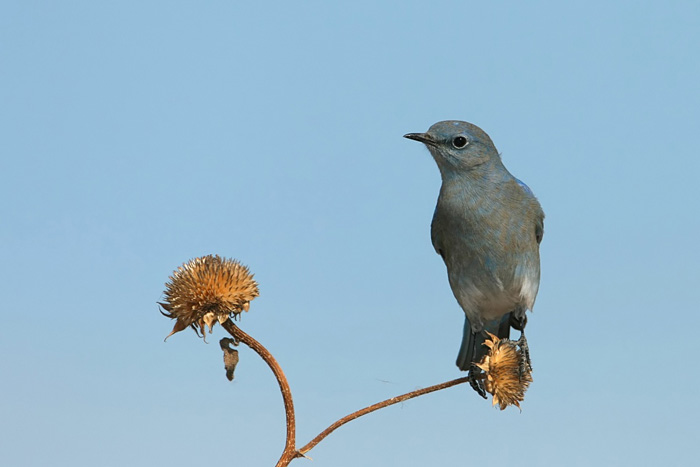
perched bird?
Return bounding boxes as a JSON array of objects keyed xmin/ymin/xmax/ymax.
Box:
[{"xmin": 404, "ymin": 121, "xmax": 544, "ymax": 397}]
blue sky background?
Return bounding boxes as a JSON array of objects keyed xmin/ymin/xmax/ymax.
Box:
[{"xmin": 2, "ymin": 1, "xmax": 699, "ymax": 466}]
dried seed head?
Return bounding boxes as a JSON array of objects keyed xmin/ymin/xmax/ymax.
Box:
[
  {"xmin": 475, "ymin": 332, "xmax": 533, "ymax": 410},
  {"xmin": 159, "ymin": 255, "xmax": 259, "ymax": 340}
]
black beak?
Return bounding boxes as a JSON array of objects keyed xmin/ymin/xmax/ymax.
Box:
[{"xmin": 403, "ymin": 132, "xmax": 437, "ymax": 147}]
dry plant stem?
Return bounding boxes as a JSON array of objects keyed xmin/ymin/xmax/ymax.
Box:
[
  {"xmin": 220, "ymin": 320, "xmax": 297, "ymax": 467},
  {"xmin": 220, "ymin": 319, "xmax": 473, "ymax": 466},
  {"xmin": 295, "ymin": 376, "xmax": 470, "ymax": 459}
]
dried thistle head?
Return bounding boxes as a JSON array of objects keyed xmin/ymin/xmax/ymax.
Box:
[
  {"xmin": 159, "ymin": 255, "xmax": 259, "ymax": 340},
  {"xmin": 475, "ymin": 332, "xmax": 533, "ymax": 410}
]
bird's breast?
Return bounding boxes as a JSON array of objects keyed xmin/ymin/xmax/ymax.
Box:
[{"xmin": 431, "ymin": 180, "xmax": 541, "ymax": 315}]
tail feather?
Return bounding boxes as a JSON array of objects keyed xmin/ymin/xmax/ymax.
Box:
[{"xmin": 456, "ymin": 313, "xmax": 512, "ymax": 371}]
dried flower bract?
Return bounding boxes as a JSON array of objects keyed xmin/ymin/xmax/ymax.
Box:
[
  {"xmin": 476, "ymin": 332, "xmax": 533, "ymax": 410},
  {"xmin": 160, "ymin": 255, "xmax": 259, "ymax": 340}
]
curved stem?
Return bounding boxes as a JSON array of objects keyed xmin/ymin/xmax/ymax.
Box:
[
  {"xmin": 295, "ymin": 376, "xmax": 470, "ymax": 458},
  {"xmin": 220, "ymin": 320, "xmax": 297, "ymax": 467},
  {"xmin": 220, "ymin": 319, "xmax": 472, "ymax": 465}
]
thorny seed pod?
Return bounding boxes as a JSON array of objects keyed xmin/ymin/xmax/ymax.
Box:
[
  {"xmin": 159, "ymin": 255, "xmax": 259, "ymax": 340},
  {"xmin": 476, "ymin": 332, "xmax": 533, "ymax": 410}
]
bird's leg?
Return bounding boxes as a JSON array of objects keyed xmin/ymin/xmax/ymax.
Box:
[
  {"xmin": 509, "ymin": 313, "xmax": 527, "ymax": 332},
  {"xmin": 515, "ymin": 331, "xmax": 532, "ymax": 372},
  {"xmin": 468, "ymin": 364, "xmax": 487, "ymax": 399},
  {"xmin": 509, "ymin": 313, "xmax": 532, "ymax": 371}
]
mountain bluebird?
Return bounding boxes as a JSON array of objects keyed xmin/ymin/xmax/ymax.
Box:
[{"xmin": 404, "ymin": 121, "xmax": 544, "ymax": 397}]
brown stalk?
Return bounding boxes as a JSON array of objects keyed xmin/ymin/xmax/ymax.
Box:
[
  {"xmin": 221, "ymin": 318, "xmax": 470, "ymax": 466},
  {"xmin": 294, "ymin": 376, "xmax": 470, "ymax": 459},
  {"xmin": 220, "ymin": 320, "xmax": 297, "ymax": 467}
]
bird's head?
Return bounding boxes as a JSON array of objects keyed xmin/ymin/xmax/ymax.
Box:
[{"xmin": 404, "ymin": 120, "xmax": 499, "ymax": 175}]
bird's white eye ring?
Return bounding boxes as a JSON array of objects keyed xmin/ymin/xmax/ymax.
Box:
[{"xmin": 452, "ymin": 135, "xmax": 469, "ymax": 149}]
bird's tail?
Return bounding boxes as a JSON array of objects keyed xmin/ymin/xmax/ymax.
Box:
[{"xmin": 456, "ymin": 314, "xmax": 512, "ymax": 371}]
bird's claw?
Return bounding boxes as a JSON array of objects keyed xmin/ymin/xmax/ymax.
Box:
[{"xmin": 468, "ymin": 364, "xmax": 488, "ymax": 399}]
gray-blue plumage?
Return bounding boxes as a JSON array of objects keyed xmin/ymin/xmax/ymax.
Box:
[{"xmin": 405, "ymin": 121, "xmax": 544, "ymax": 393}]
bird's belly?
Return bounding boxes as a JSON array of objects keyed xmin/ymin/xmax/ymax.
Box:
[
  {"xmin": 477, "ymin": 294, "xmax": 518, "ymax": 321},
  {"xmin": 448, "ymin": 266, "xmax": 521, "ymax": 323}
]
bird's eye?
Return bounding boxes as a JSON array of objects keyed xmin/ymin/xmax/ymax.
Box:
[{"xmin": 452, "ymin": 136, "xmax": 469, "ymax": 149}]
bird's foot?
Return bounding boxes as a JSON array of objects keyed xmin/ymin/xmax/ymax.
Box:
[
  {"xmin": 516, "ymin": 332, "xmax": 532, "ymax": 372},
  {"xmin": 468, "ymin": 364, "xmax": 487, "ymax": 399}
]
